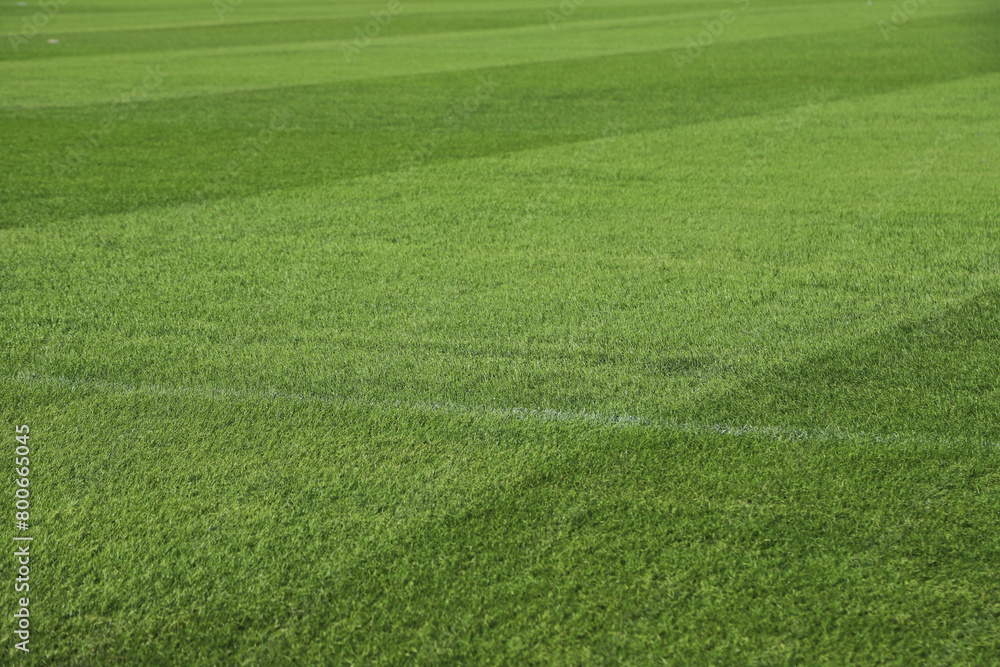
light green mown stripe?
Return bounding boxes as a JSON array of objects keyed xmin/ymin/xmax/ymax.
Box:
[
  {"xmin": 0, "ymin": 3, "xmax": 681, "ymax": 62},
  {"xmin": 0, "ymin": 0, "xmax": 765, "ymax": 34},
  {"xmin": 6, "ymin": 10, "xmax": 994, "ymax": 229},
  {"xmin": 4, "ymin": 0, "xmax": 978, "ymax": 108},
  {"xmin": 2, "ymin": 73, "xmax": 997, "ymax": 434}
]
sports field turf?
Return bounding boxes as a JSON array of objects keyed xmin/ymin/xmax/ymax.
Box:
[{"xmin": 2, "ymin": 0, "xmax": 1000, "ymax": 663}]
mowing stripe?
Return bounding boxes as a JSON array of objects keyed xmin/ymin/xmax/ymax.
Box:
[
  {"xmin": 18, "ymin": 69, "xmax": 993, "ymax": 236},
  {"xmin": 9, "ymin": 371, "xmax": 996, "ymax": 450},
  {"xmin": 6, "ymin": 7, "xmax": 978, "ymax": 110}
]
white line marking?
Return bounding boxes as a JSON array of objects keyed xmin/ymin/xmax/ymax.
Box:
[{"xmin": 8, "ymin": 371, "xmax": 997, "ymax": 449}]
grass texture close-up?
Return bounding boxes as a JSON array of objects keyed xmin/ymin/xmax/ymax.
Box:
[{"xmin": 2, "ymin": 0, "xmax": 1000, "ymax": 664}]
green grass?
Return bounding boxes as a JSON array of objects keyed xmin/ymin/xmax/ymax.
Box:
[{"xmin": 2, "ymin": 0, "xmax": 999, "ymax": 663}]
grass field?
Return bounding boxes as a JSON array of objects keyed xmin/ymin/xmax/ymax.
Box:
[{"xmin": 2, "ymin": 0, "xmax": 1000, "ymax": 663}]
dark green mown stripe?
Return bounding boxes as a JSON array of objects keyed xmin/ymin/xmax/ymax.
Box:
[
  {"xmin": 0, "ymin": 3, "xmax": 685, "ymax": 62},
  {"xmin": 3, "ymin": 11, "xmax": 998, "ymax": 230},
  {"xmin": 696, "ymin": 289, "xmax": 1000, "ymax": 443},
  {"xmin": 6, "ymin": 386, "xmax": 999, "ymax": 663}
]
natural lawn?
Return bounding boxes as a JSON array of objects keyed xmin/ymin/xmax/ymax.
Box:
[{"xmin": 2, "ymin": 0, "xmax": 999, "ymax": 663}]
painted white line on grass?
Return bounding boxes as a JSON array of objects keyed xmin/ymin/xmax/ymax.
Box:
[{"xmin": 9, "ymin": 371, "xmax": 997, "ymax": 449}]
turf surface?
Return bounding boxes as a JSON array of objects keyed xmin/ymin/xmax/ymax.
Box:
[{"xmin": 2, "ymin": 0, "xmax": 999, "ymax": 663}]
